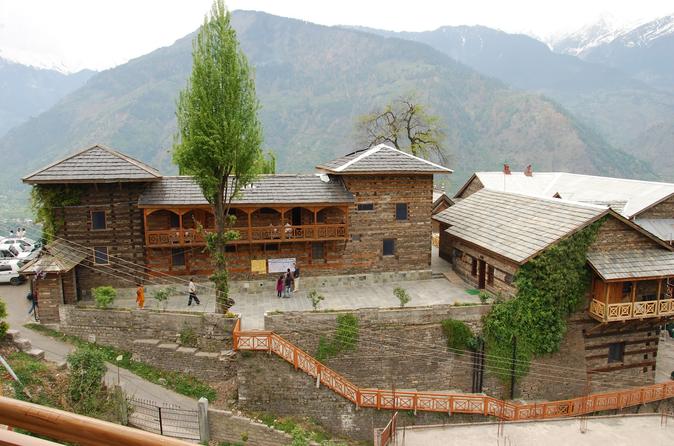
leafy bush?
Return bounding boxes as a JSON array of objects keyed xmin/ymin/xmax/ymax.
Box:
[
  {"xmin": 307, "ymin": 289, "xmax": 325, "ymax": 311},
  {"xmin": 393, "ymin": 287, "xmax": 411, "ymax": 307},
  {"xmin": 0, "ymin": 298, "xmax": 8, "ymax": 339},
  {"xmin": 441, "ymin": 319, "xmax": 475, "ymax": 351},
  {"xmin": 478, "ymin": 291, "xmax": 491, "ymax": 304},
  {"xmin": 152, "ymin": 286, "xmax": 175, "ymax": 309},
  {"xmin": 67, "ymin": 346, "xmax": 108, "ymax": 413},
  {"xmin": 179, "ymin": 324, "xmax": 198, "ymax": 347},
  {"xmin": 92, "ymin": 286, "xmax": 116, "ymax": 309}
]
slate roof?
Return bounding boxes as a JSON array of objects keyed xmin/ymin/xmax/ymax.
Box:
[
  {"xmin": 433, "ymin": 189, "xmax": 609, "ymax": 264},
  {"xmin": 22, "ymin": 144, "xmax": 162, "ymax": 184},
  {"xmin": 316, "ymin": 144, "xmax": 453, "ymax": 174},
  {"xmin": 20, "ymin": 240, "xmax": 87, "ymax": 274},
  {"xmin": 587, "ymin": 249, "xmax": 674, "ymax": 281},
  {"xmin": 634, "ymin": 218, "xmax": 674, "ymax": 242},
  {"xmin": 458, "ymin": 171, "xmax": 674, "ymax": 218},
  {"xmin": 138, "ymin": 175, "xmax": 354, "ymax": 206}
]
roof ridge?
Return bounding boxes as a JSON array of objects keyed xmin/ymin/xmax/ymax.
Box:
[
  {"xmin": 94, "ymin": 144, "xmax": 161, "ymax": 177},
  {"xmin": 478, "ymin": 188, "xmax": 608, "ymax": 212},
  {"xmin": 333, "ymin": 145, "xmax": 383, "ymax": 172},
  {"xmin": 379, "ymin": 144, "xmax": 453, "ymax": 172}
]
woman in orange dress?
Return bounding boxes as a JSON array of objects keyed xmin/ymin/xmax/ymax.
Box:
[{"xmin": 136, "ymin": 284, "xmax": 145, "ymax": 309}]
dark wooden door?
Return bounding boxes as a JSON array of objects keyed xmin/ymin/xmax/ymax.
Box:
[
  {"xmin": 292, "ymin": 208, "xmax": 302, "ymax": 225},
  {"xmin": 478, "ymin": 260, "xmax": 486, "ymax": 289}
]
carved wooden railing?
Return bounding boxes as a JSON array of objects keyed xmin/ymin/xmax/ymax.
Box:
[
  {"xmin": 589, "ymin": 298, "xmax": 674, "ymax": 322},
  {"xmin": 146, "ymin": 224, "xmax": 347, "ymax": 247},
  {"xmin": 233, "ymin": 321, "xmax": 674, "ymax": 421}
]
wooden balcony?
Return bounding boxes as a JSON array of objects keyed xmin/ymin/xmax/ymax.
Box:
[
  {"xmin": 589, "ymin": 298, "xmax": 674, "ymax": 322},
  {"xmin": 145, "ymin": 223, "xmax": 348, "ymax": 248}
]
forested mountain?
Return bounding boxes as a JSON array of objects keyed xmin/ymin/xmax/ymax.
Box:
[
  {"xmin": 0, "ymin": 58, "xmax": 94, "ymax": 137},
  {"xmin": 0, "ymin": 10, "xmax": 655, "ymax": 215}
]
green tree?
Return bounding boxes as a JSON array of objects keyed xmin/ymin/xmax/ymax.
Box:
[
  {"xmin": 357, "ymin": 94, "xmax": 446, "ymax": 162},
  {"xmin": 173, "ymin": 0, "xmax": 264, "ymax": 312}
]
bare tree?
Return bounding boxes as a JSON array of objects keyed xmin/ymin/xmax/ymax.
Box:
[{"xmin": 357, "ymin": 95, "xmax": 447, "ymax": 162}]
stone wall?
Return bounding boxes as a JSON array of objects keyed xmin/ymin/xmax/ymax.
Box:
[
  {"xmin": 590, "ymin": 216, "xmax": 662, "ymax": 252},
  {"xmin": 636, "ymin": 194, "xmax": 674, "ymax": 219},
  {"xmin": 35, "ymin": 273, "xmax": 64, "ymax": 323},
  {"xmin": 208, "ymin": 408, "xmax": 292, "ymax": 446},
  {"xmin": 58, "ymin": 305, "xmax": 236, "ymax": 351},
  {"xmin": 455, "ymin": 176, "xmax": 484, "ymax": 199}
]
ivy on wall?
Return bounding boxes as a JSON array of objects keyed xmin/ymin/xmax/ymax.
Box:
[
  {"xmin": 30, "ymin": 185, "xmax": 82, "ymax": 242},
  {"xmin": 482, "ymin": 218, "xmax": 604, "ymax": 383}
]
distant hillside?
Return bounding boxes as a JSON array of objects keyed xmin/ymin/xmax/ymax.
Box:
[
  {"xmin": 0, "ymin": 10, "xmax": 654, "ymax": 212},
  {"xmin": 0, "ymin": 57, "xmax": 94, "ymax": 136},
  {"xmin": 355, "ymin": 24, "xmax": 674, "ymax": 181}
]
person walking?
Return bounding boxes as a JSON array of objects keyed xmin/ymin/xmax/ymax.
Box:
[
  {"xmin": 27, "ymin": 290, "xmax": 39, "ymax": 322},
  {"xmin": 276, "ymin": 275, "xmax": 284, "ymax": 298},
  {"xmin": 136, "ymin": 283, "xmax": 145, "ymax": 309},
  {"xmin": 293, "ymin": 262, "xmax": 300, "ymax": 292},
  {"xmin": 283, "ymin": 268, "xmax": 294, "ymax": 298},
  {"xmin": 187, "ymin": 278, "xmax": 200, "ymax": 306}
]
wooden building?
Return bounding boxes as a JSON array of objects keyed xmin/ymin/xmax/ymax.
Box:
[
  {"xmin": 434, "ymin": 188, "xmax": 674, "ymax": 389},
  {"xmin": 20, "ymin": 144, "xmax": 451, "ymax": 319}
]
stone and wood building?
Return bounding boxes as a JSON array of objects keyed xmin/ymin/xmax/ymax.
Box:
[
  {"xmin": 20, "ymin": 144, "xmax": 451, "ymax": 321},
  {"xmin": 434, "ymin": 188, "xmax": 674, "ymax": 389}
]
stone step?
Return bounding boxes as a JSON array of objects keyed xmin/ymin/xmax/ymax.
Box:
[
  {"xmin": 5, "ymin": 329, "xmax": 20, "ymax": 341},
  {"xmin": 195, "ymin": 352, "xmax": 219, "ymax": 359},
  {"xmin": 176, "ymin": 347, "xmax": 198, "ymax": 354},
  {"xmin": 26, "ymin": 349, "xmax": 45, "ymax": 360},
  {"xmin": 132, "ymin": 339, "xmax": 161, "ymax": 346},
  {"xmin": 14, "ymin": 338, "xmax": 32, "ymax": 352},
  {"xmin": 157, "ymin": 343, "xmax": 179, "ymax": 351}
]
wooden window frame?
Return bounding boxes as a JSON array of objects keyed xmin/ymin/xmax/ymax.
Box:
[
  {"xmin": 357, "ymin": 203, "xmax": 374, "ymax": 211},
  {"xmin": 92, "ymin": 247, "xmax": 109, "ymax": 266},
  {"xmin": 171, "ymin": 248, "xmax": 186, "ymax": 268},
  {"xmin": 312, "ymin": 241, "xmax": 325, "ymax": 263},
  {"xmin": 90, "ymin": 210, "xmax": 107, "ymax": 231},
  {"xmin": 395, "ymin": 203, "xmax": 408, "ymax": 221},
  {"xmin": 383, "ymin": 238, "xmax": 395, "ymax": 257}
]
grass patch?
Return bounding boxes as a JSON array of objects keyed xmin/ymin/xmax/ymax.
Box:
[
  {"xmin": 254, "ymin": 413, "xmax": 344, "ymax": 445},
  {"xmin": 24, "ymin": 323, "xmax": 216, "ymax": 401}
]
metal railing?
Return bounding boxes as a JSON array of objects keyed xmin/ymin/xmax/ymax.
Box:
[
  {"xmin": 589, "ymin": 298, "xmax": 674, "ymax": 322},
  {"xmin": 233, "ymin": 322, "xmax": 674, "ymax": 421},
  {"xmin": 127, "ymin": 396, "xmax": 200, "ymax": 442}
]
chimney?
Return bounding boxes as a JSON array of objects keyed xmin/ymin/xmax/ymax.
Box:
[
  {"xmin": 503, "ymin": 163, "xmax": 511, "ymax": 175},
  {"xmin": 524, "ymin": 164, "xmax": 533, "ymax": 177}
]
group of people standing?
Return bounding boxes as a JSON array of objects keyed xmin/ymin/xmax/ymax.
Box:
[
  {"xmin": 277, "ymin": 263, "xmax": 300, "ymax": 298},
  {"xmin": 9, "ymin": 228, "xmax": 28, "ymax": 238}
]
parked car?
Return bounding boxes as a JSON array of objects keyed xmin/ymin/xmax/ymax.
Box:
[
  {"xmin": 0, "ymin": 262, "xmax": 25, "ymax": 286},
  {"xmin": 0, "ymin": 245, "xmax": 33, "ymax": 262},
  {"xmin": 0, "ymin": 237, "xmax": 38, "ymax": 252}
]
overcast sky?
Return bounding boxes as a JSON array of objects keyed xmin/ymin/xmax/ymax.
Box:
[{"xmin": 1, "ymin": 0, "xmax": 672, "ymax": 72}]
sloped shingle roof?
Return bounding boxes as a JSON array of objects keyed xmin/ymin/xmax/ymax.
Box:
[
  {"xmin": 434, "ymin": 189, "xmax": 608, "ymax": 264},
  {"xmin": 634, "ymin": 218, "xmax": 674, "ymax": 242},
  {"xmin": 22, "ymin": 144, "xmax": 162, "ymax": 184},
  {"xmin": 20, "ymin": 240, "xmax": 87, "ymax": 274},
  {"xmin": 587, "ymin": 249, "xmax": 674, "ymax": 281},
  {"xmin": 316, "ymin": 144, "xmax": 452, "ymax": 174},
  {"xmin": 138, "ymin": 175, "xmax": 354, "ymax": 206},
  {"xmin": 460, "ymin": 171, "xmax": 674, "ymax": 218}
]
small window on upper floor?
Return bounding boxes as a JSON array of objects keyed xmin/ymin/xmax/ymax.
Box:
[
  {"xmin": 91, "ymin": 211, "xmax": 106, "ymax": 230},
  {"xmin": 608, "ymin": 342, "xmax": 625, "ymax": 363},
  {"xmin": 357, "ymin": 203, "xmax": 374, "ymax": 211},
  {"xmin": 93, "ymin": 247, "xmax": 109, "ymax": 265},
  {"xmin": 383, "ymin": 239, "xmax": 395, "ymax": 256},
  {"xmin": 395, "ymin": 203, "xmax": 408, "ymax": 220}
]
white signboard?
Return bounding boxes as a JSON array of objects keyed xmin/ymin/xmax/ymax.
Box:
[{"xmin": 268, "ymin": 258, "xmax": 296, "ymax": 274}]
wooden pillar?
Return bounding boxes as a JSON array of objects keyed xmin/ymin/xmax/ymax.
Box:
[
  {"xmin": 247, "ymin": 209, "xmax": 253, "ymax": 243},
  {"xmin": 631, "ymin": 281, "xmax": 637, "ymax": 304},
  {"xmin": 143, "ymin": 209, "xmax": 149, "ymax": 246}
]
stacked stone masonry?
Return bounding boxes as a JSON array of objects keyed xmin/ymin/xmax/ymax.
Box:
[{"xmin": 207, "ymin": 408, "xmax": 293, "ymax": 446}]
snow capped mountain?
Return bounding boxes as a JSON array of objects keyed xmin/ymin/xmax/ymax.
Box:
[
  {"xmin": 616, "ymin": 14, "xmax": 674, "ymax": 48},
  {"xmin": 551, "ymin": 14, "xmax": 645, "ymax": 57}
]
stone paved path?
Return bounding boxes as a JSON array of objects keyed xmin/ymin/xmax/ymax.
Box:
[{"xmin": 1, "ymin": 282, "xmax": 196, "ymax": 409}]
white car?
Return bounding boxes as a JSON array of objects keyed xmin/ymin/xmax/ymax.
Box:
[
  {"xmin": 0, "ymin": 245, "xmax": 33, "ymax": 262},
  {"xmin": 0, "ymin": 237, "xmax": 38, "ymax": 252},
  {"xmin": 0, "ymin": 262, "xmax": 25, "ymax": 286}
]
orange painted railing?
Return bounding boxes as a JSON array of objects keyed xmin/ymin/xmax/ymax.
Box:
[{"xmin": 233, "ymin": 322, "xmax": 674, "ymax": 421}]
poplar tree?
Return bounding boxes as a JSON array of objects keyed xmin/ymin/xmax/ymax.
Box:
[{"xmin": 173, "ymin": 0, "xmax": 263, "ymax": 312}]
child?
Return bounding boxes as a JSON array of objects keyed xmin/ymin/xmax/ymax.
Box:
[{"xmin": 276, "ymin": 275, "xmax": 284, "ymax": 298}]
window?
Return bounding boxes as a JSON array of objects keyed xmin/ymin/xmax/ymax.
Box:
[
  {"xmin": 0, "ymin": 265, "xmax": 11, "ymax": 272},
  {"xmin": 622, "ymin": 282, "xmax": 633, "ymax": 299},
  {"xmin": 504, "ymin": 273, "xmax": 513, "ymax": 285},
  {"xmin": 395, "ymin": 203, "xmax": 408, "ymax": 220},
  {"xmin": 225, "ymin": 244, "xmax": 237, "ymax": 253},
  {"xmin": 93, "ymin": 247, "xmax": 109, "ymax": 265},
  {"xmin": 383, "ymin": 239, "xmax": 395, "ymax": 256},
  {"xmin": 312, "ymin": 242, "xmax": 325, "ymax": 261},
  {"xmin": 171, "ymin": 248, "xmax": 185, "ymax": 267},
  {"xmin": 608, "ymin": 342, "xmax": 625, "ymax": 363},
  {"xmin": 357, "ymin": 203, "xmax": 374, "ymax": 211},
  {"xmin": 169, "ymin": 213, "xmax": 180, "ymax": 228},
  {"xmin": 91, "ymin": 211, "xmax": 106, "ymax": 230},
  {"xmin": 351, "ymin": 234, "xmax": 361, "ymax": 242},
  {"xmin": 471, "ymin": 257, "xmax": 477, "ymax": 277},
  {"xmin": 487, "ymin": 265, "xmax": 494, "ymax": 285}
]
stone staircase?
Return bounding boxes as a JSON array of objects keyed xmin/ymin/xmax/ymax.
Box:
[{"xmin": 5, "ymin": 329, "xmax": 45, "ymax": 360}]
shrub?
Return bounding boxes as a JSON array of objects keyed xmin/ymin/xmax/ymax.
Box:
[
  {"xmin": 67, "ymin": 346, "xmax": 108, "ymax": 413},
  {"xmin": 393, "ymin": 287, "xmax": 411, "ymax": 307},
  {"xmin": 179, "ymin": 324, "xmax": 198, "ymax": 347},
  {"xmin": 478, "ymin": 291, "xmax": 491, "ymax": 304},
  {"xmin": 92, "ymin": 286, "xmax": 116, "ymax": 309},
  {"xmin": 306, "ymin": 289, "xmax": 325, "ymax": 311},
  {"xmin": 441, "ymin": 319, "xmax": 475, "ymax": 351},
  {"xmin": 0, "ymin": 298, "xmax": 8, "ymax": 339},
  {"xmin": 315, "ymin": 313, "xmax": 359, "ymax": 361},
  {"xmin": 152, "ymin": 286, "xmax": 175, "ymax": 309}
]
